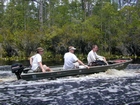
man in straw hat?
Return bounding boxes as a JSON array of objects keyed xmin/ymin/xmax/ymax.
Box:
[
  {"xmin": 63, "ymin": 46, "xmax": 89, "ymax": 70},
  {"xmin": 30, "ymin": 47, "xmax": 52, "ymax": 72}
]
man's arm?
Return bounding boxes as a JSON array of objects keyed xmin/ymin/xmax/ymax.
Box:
[
  {"xmin": 77, "ymin": 59, "xmax": 89, "ymax": 69},
  {"xmin": 29, "ymin": 57, "xmax": 33, "ymax": 66},
  {"xmin": 96, "ymin": 54, "xmax": 108, "ymax": 65},
  {"xmin": 87, "ymin": 53, "xmax": 91, "ymax": 64}
]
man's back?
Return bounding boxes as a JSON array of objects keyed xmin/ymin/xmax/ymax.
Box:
[
  {"xmin": 31, "ymin": 54, "xmax": 42, "ymax": 70},
  {"xmin": 63, "ymin": 52, "xmax": 78, "ymax": 70}
]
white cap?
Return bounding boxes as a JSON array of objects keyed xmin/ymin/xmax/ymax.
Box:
[{"xmin": 69, "ymin": 46, "xmax": 76, "ymax": 50}]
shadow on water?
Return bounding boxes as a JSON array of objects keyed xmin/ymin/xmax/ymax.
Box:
[{"xmin": 132, "ymin": 58, "xmax": 140, "ymax": 64}]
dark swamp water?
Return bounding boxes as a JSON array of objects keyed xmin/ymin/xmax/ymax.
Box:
[{"xmin": 0, "ymin": 59, "xmax": 140, "ymax": 105}]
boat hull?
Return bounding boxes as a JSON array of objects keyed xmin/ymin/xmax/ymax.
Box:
[{"xmin": 21, "ymin": 59, "xmax": 132, "ymax": 80}]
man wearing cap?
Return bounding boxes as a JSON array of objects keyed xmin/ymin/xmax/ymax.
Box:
[
  {"xmin": 63, "ymin": 46, "xmax": 89, "ymax": 70},
  {"xmin": 30, "ymin": 47, "xmax": 52, "ymax": 72}
]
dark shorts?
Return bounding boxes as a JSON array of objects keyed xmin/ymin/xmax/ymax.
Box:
[
  {"xmin": 34, "ymin": 67, "xmax": 42, "ymax": 72},
  {"xmin": 91, "ymin": 60, "xmax": 107, "ymax": 66}
]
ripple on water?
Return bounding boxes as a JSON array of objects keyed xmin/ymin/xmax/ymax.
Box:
[{"xmin": 0, "ymin": 69, "xmax": 140, "ymax": 105}]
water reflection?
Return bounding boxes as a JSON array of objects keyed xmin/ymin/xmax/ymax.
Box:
[{"xmin": 0, "ymin": 59, "xmax": 63, "ymax": 66}]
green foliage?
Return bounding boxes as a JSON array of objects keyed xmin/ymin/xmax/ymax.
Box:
[{"xmin": 0, "ymin": 0, "xmax": 140, "ymax": 62}]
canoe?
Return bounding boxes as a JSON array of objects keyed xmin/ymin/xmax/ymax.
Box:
[{"xmin": 20, "ymin": 59, "xmax": 132, "ymax": 81}]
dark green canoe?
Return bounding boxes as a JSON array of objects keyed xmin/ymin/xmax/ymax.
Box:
[{"xmin": 21, "ymin": 59, "xmax": 132, "ymax": 80}]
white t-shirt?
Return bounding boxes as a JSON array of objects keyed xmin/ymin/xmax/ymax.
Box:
[
  {"xmin": 87, "ymin": 50, "xmax": 103, "ymax": 65},
  {"xmin": 31, "ymin": 54, "xmax": 42, "ymax": 71},
  {"xmin": 63, "ymin": 52, "xmax": 78, "ymax": 70}
]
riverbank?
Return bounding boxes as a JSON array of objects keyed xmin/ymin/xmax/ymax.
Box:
[{"xmin": 0, "ymin": 55, "xmax": 139, "ymax": 66}]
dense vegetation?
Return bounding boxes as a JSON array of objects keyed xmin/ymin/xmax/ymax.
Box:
[{"xmin": 0, "ymin": 0, "xmax": 140, "ymax": 62}]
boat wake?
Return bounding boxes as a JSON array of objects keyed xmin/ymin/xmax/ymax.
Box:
[{"xmin": 0, "ymin": 65, "xmax": 140, "ymax": 82}]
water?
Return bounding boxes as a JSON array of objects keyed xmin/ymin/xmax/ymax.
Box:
[{"xmin": 0, "ymin": 59, "xmax": 140, "ymax": 105}]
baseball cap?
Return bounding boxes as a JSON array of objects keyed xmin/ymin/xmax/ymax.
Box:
[{"xmin": 69, "ymin": 46, "xmax": 76, "ymax": 50}]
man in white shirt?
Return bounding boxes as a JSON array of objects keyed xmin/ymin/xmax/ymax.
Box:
[
  {"xmin": 30, "ymin": 47, "xmax": 52, "ymax": 72},
  {"xmin": 63, "ymin": 46, "xmax": 89, "ymax": 70},
  {"xmin": 87, "ymin": 45, "xmax": 108, "ymax": 66}
]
